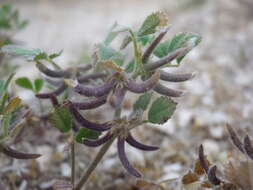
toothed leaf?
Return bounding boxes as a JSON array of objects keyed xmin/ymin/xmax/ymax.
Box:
[
  {"xmin": 148, "ymin": 96, "xmax": 177, "ymax": 124},
  {"xmin": 134, "ymin": 93, "xmax": 152, "ymax": 112},
  {"xmin": 49, "ymin": 106, "xmax": 72, "ymax": 133},
  {"xmin": 154, "ymin": 33, "xmax": 201, "ymax": 63}
]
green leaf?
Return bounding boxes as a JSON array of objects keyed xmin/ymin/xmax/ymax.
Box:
[
  {"xmin": 3, "ymin": 73, "xmax": 15, "ymax": 91},
  {"xmin": 34, "ymin": 52, "xmax": 48, "ymax": 61},
  {"xmin": 125, "ymin": 60, "xmax": 135, "ymax": 73},
  {"xmin": 148, "ymin": 96, "xmax": 177, "ymax": 124},
  {"xmin": 96, "ymin": 43, "xmax": 124, "ymax": 66},
  {"xmin": 138, "ymin": 34, "xmax": 155, "ymax": 46},
  {"xmin": 49, "ymin": 106, "xmax": 72, "ymax": 133},
  {"xmin": 49, "ymin": 50, "xmax": 63, "ymax": 59},
  {"xmin": 153, "ymin": 33, "xmax": 201, "ymax": 64},
  {"xmin": 138, "ymin": 12, "xmax": 161, "ymax": 36},
  {"xmin": 75, "ymin": 128, "xmax": 101, "ymax": 143},
  {"xmin": 134, "ymin": 93, "xmax": 152, "ymax": 112},
  {"xmin": 1, "ymin": 45, "xmax": 43, "ymax": 60},
  {"xmin": 0, "ymin": 80, "xmax": 4, "ymax": 95},
  {"xmin": 34, "ymin": 79, "xmax": 44, "ymax": 93},
  {"xmin": 15, "ymin": 77, "xmax": 34, "ymax": 91}
]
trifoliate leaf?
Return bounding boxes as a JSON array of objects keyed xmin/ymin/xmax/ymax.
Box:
[
  {"xmin": 154, "ymin": 32, "xmax": 201, "ymax": 64},
  {"xmin": 49, "ymin": 106, "xmax": 72, "ymax": 133},
  {"xmin": 148, "ymin": 96, "xmax": 177, "ymax": 124}
]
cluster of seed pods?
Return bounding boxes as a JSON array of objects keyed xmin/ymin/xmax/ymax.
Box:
[
  {"xmin": 35, "ymin": 28, "xmax": 196, "ymax": 177},
  {"xmin": 198, "ymin": 124, "xmax": 253, "ymax": 187}
]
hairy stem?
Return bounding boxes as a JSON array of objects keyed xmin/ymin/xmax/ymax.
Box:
[
  {"xmin": 74, "ymin": 136, "xmax": 116, "ymax": 190},
  {"xmin": 71, "ymin": 138, "xmax": 76, "ymax": 186},
  {"xmin": 74, "ymin": 108, "xmax": 121, "ymax": 190}
]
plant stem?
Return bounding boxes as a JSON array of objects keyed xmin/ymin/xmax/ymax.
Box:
[
  {"xmin": 74, "ymin": 109, "xmax": 121, "ymax": 190},
  {"xmin": 71, "ymin": 138, "xmax": 76, "ymax": 186},
  {"xmin": 74, "ymin": 136, "xmax": 116, "ymax": 190}
]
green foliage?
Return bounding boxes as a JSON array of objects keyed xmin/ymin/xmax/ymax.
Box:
[
  {"xmin": 154, "ymin": 32, "xmax": 202, "ymax": 64},
  {"xmin": 0, "ymin": 46, "xmax": 62, "ymax": 62},
  {"xmin": 133, "ymin": 93, "xmax": 152, "ymax": 112},
  {"xmin": 34, "ymin": 79, "xmax": 44, "ymax": 93},
  {"xmin": 96, "ymin": 43, "xmax": 124, "ymax": 66},
  {"xmin": 15, "ymin": 77, "xmax": 44, "ymax": 93},
  {"xmin": 15, "ymin": 77, "xmax": 34, "ymax": 91},
  {"xmin": 0, "ymin": 4, "xmax": 28, "ymax": 31},
  {"xmin": 75, "ymin": 128, "xmax": 101, "ymax": 143},
  {"xmin": 49, "ymin": 106, "xmax": 73, "ymax": 133},
  {"xmin": 137, "ymin": 12, "xmax": 162, "ymax": 36},
  {"xmin": 148, "ymin": 96, "xmax": 177, "ymax": 124}
]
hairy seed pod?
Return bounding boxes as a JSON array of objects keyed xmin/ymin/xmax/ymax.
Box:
[
  {"xmin": 244, "ymin": 135, "xmax": 253, "ymax": 160},
  {"xmin": 74, "ymin": 79, "xmax": 116, "ymax": 97},
  {"xmin": 76, "ymin": 64, "xmax": 92, "ymax": 72},
  {"xmin": 199, "ymin": 144, "xmax": 209, "ymax": 174},
  {"xmin": 123, "ymin": 71, "xmax": 160, "ymax": 93},
  {"xmin": 36, "ymin": 62, "xmax": 71, "ymax": 78},
  {"xmin": 160, "ymin": 70, "xmax": 195, "ymax": 82},
  {"xmin": 70, "ymin": 96, "xmax": 107, "ymax": 110},
  {"xmin": 77, "ymin": 73, "xmax": 107, "ymax": 83},
  {"xmin": 36, "ymin": 82, "xmax": 67, "ymax": 99},
  {"xmin": 1, "ymin": 145, "xmax": 41, "ymax": 159},
  {"xmin": 49, "ymin": 95, "xmax": 59, "ymax": 107},
  {"xmin": 83, "ymin": 133, "xmax": 113, "ymax": 147},
  {"xmin": 144, "ymin": 47, "xmax": 189, "ymax": 71},
  {"xmin": 154, "ymin": 83, "xmax": 183, "ymax": 97},
  {"xmin": 208, "ymin": 165, "xmax": 222, "ymax": 186},
  {"xmin": 68, "ymin": 104, "xmax": 110, "ymax": 132},
  {"xmin": 117, "ymin": 137, "xmax": 142, "ymax": 178},
  {"xmin": 126, "ymin": 133, "xmax": 159, "ymax": 151},
  {"xmin": 226, "ymin": 124, "xmax": 245, "ymax": 153},
  {"xmin": 142, "ymin": 27, "xmax": 170, "ymax": 63},
  {"xmin": 110, "ymin": 87, "xmax": 127, "ymax": 108}
]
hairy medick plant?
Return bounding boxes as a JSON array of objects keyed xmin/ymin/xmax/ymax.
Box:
[{"xmin": 1, "ymin": 11, "xmax": 201, "ymax": 189}]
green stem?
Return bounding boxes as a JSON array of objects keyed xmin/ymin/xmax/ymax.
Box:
[
  {"xmin": 71, "ymin": 138, "xmax": 76, "ymax": 186},
  {"xmin": 74, "ymin": 109, "xmax": 121, "ymax": 190},
  {"xmin": 74, "ymin": 136, "xmax": 116, "ymax": 190}
]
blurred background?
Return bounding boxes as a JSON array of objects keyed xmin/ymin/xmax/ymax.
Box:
[{"xmin": 1, "ymin": 0, "xmax": 253, "ymax": 189}]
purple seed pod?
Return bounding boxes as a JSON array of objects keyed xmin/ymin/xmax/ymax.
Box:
[
  {"xmin": 243, "ymin": 135, "xmax": 253, "ymax": 160},
  {"xmin": 1, "ymin": 145, "xmax": 41, "ymax": 159},
  {"xmin": 154, "ymin": 83, "xmax": 183, "ymax": 97},
  {"xmin": 142, "ymin": 27, "xmax": 170, "ymax": 63},
  {"xmin": 126, "ymin": 133, "xmax": 159, "ymax": 151},
  {"xmin": 207, "ymin": 165, "xmax": 222, "ymax": 186},
  {"xmin": 117, "ymin": 137, "xmax": 142, "ymax": 178},
  {"xmin": 77, "ymin": 73, "xmax": 107, "ymax": 83},
  {"xmin": 76, "ymin": 64, "xmax": 92, "ymax": 72},
  {"xmin": 83, "ymin": 133, "xmax": 113, "ymax": 147},
  {"xmin": 74, "ymin": 79, "xmax": 116, "ymax": 97},
  {"xmin": 49, "ymin": 95, "xmax": 59, "ymax": 107},
  {"xmin": 226, "ymin": 124, "xmax": 245, "ymax": 154},
  {"xmin": 111, "ymin": 87, "xmax": 127, "ymax": 108},
  {"xmin": 36, "ymin": 82, "xmax": 67, "ymax": 99},
  {"xmin": 70, "ymin": 96, "xmax": 107, "ymax": 110},
  {"xmin": 68, "ymin": 104, "xmax": 110, "ymax": 132},
  {"xmin": 144, "ymin": 47, "xmax": 189, "ymax": 71},
  {"xmin": 44, "ymin": 77, "xmax": 63, "ymax": 86},
  {"xmin": 160, "ymin": 70, "xmax": 195, "ymax": 82},
  {"xmin": 198, "ymin": 144, "xmax": 209, "ymax": 174},
  {"xmin": 36, "ymin": 62, "xmax": 71, "ymax": 78},
  {"xmin": 123, "ymin": 71, "xmax": 160, "ymax": 93}
]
